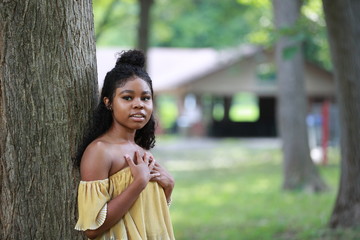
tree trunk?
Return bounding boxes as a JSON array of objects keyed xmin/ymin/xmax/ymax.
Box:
[
  {"xmin": 0, "ymin": 0, "xmax": 98, "ymax": 239},
  {"xmin": 273, "ymin": 0, "xmax": 327, "ymax": 192},
  {"xmin": 322, "ymin": 0, "xmax": 360, "ymax": 228},
  {"xmin": 137, "ymin": 0, "xmax": 154, "ymax": 68}
]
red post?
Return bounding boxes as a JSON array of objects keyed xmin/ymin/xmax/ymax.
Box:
[{"xmin": 321, "ymin": 100, "xmax": 330, "ymax": 165}]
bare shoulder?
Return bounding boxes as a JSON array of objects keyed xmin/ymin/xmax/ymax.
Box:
[{"xmin": 80, "ymin": 139, "xmax": 112, "ymax": 181}]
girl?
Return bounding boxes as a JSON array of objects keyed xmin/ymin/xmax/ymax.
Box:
[{"xmin": 74, "ymin": 50, "xmax": 175, "ymax": 240}]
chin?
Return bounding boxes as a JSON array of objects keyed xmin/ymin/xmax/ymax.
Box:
[{"xmin": 133, "ymin": 123, "xmax": 147, "ymax": 130}]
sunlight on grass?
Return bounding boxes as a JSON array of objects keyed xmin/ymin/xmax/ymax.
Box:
[{"xmin": 153, "ymin": 136, "xmax": 360, "ymax": 240}]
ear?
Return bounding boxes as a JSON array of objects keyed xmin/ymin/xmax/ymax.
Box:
[{"xmin": 103, "ymin": 97, "xmax": 111, "ymax": 109}]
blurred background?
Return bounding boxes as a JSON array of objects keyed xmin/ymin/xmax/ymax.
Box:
[
  {"xmin": 92, "ymin": 0, "xmax": 353, "ymax": 239},
  {"xmin": 94, "ymin": 0, "xmax": 336, "ymax": 160}
]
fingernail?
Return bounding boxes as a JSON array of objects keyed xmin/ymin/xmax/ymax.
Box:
[{"xmin": 124, "ymin": 154, "xmax": 130, "ymax": 158}]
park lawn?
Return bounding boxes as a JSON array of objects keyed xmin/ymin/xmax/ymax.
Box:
[{"xmin": 153, "ymin": 137, "xmax": 360, "ymax": 240}]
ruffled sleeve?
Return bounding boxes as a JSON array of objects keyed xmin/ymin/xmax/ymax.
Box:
[{"xmin": 75, "ymin": 179, "xmax": 111, "ymax": 231}]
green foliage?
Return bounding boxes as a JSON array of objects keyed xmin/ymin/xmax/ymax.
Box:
[
  {"xmin": 93, "ymin": 0, "xmax": 138, "ymax": 46},
  {"xmin": 256, "ymin": 63, "xmax": 276, "ymax": 82},
  {"xmin": 283, "ymin": 45, "xmax": 301, "ymax": 60},
  {"xmin": 268, "ymin": 0, "xmax": 331, "ymax": 69},
  {"xmin": 236, "ymin": 0, "xmax": 273, "ymax": 46},
  {"xmin": 152, "ymin": 0, "xmax": 255, "ymax": 48},
  {"xmin": 155, "ymin": 95, "xmax": 178, "ymax": 129},
  {"xmin": 212, "ymin": 97, "xmax": 225, "ymax": 121},
  {"xmin": 229, "ymin": 93, "xmax": 259, "ymax": 122},
  {"xmin": 301, "ymin": 0, "xmax": 332, "ymax": 70},
  {"xmin": 153, "ymin": 137, "xmax": 360, "ymax": 240},
  {"xmin": 92, "ymin": 0, "xmax": 331, "ymax": 70}
]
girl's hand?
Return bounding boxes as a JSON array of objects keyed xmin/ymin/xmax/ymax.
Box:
[
  {"xmin": 124, "ymin": 151, "xmax": 159, "ymax": 188},
  {"xmin": 150, "ymin": 161, "xmax": 174, "ymax": 189},
  {"xmin": 149, "ymin": 156, "xmax": 175, "ymax": 202}
]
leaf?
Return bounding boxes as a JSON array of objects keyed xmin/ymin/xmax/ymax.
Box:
[{"xmin": 282, "ymin": 45, "xmax": 300, "ymax": 60}]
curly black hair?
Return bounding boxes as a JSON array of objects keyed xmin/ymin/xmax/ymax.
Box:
[{"xmin": 74, "ymin": 49, "xmax": 156, "ymax": 167}]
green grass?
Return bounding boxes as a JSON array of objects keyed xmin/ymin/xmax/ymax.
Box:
[{"xmin": 153, "ymin": 136, "xmax": 360, "ymax": 240}]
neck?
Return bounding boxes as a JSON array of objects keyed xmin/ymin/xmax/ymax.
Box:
[{"xmin": 106, "ymin": 124, "xmax": 136, "ymax": 143}]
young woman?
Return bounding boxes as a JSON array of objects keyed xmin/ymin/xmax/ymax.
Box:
[{"xmin": 74, "ymin": 50, "xmax": 175, "ymax": 240}]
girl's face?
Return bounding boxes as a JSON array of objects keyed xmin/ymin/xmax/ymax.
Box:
[{"xmin": 107, "ymin": 77, "xmax": 153, "ymax": 132}]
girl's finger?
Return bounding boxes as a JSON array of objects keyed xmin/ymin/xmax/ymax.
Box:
[
  {"xmin": 143, "ymin": 152, "xmax": 148, "ymax": 164},
  {"xmin": 147, "ymin": 156, "xmax": 152, "ymax": 165},
  {"xmin": 135, "ymin": 151, "xmax": 143, "ymax": 164},
  {"xmin": 124, "ymin": 154, "xmax": 135, "ymax": 166},
  {"xmin": 149, "ymin": 159, "xmax": 156, "ymax": 170},
  {"xmin": 151, "ymin": 172, "xmax": 160, "ymax": 178}
]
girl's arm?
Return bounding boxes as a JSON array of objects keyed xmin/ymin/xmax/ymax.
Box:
[{"xmin": 80, "ymin": 146, "xmax": 157, "ymax": 239}]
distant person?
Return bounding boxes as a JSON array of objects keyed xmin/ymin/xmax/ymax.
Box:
[{"xmin": 74, "ymin": 50, "xmax": 175, "ymax": 239}]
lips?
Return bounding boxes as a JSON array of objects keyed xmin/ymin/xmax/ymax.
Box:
[{"xmin": 129, "ymin": 112, "xmax": 146, "ymax": 121}]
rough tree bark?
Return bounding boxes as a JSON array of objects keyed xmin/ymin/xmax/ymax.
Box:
[
  {"xmin": 273, "ymin": 0, "xmax": 327, "ymax": 191},
  {"xmin": 0, "ymin": 0, "xmax": 98, "ymax": 239},
  {"xmin": 322, "ymin": 0, "xmax": 360, "ymax": 228}
]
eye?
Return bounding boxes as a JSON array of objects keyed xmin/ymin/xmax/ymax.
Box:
[
  {"xmin": 122, "ymin": 96, "xmax": 132, "ymax": 101},
  {"xmin": 142, "ymin": 96, "xmax": 152, "ymax": 101}
]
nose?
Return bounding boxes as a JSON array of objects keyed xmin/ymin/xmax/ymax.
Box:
[{"xmin": 133, "ymin": 98, "xmax": 144, "ymax": 108}]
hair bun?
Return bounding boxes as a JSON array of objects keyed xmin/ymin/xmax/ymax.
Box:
[{"xmin": 116, "ymin": 49, "xmax": 145, "ymax": 68}]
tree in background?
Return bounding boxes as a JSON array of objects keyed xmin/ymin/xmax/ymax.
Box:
[
  {"xmin": 0, "ymin": 0, "xmax": 98, "ymax": 238},
  {"xmin": 95, "ymin": 0, "xmax": 120, "ymax": 40},
  {"xmin": 272, "ymin": 0, "xmax": 327, "ymax": 192},
  {"xmin": 93, "ymin": 0, "xmax": 138, "ymax": 46},
  {"xmin": 137, "ymin": 0, "xmax": 154, "ymax": 67},
  {"xmin": 322, "ymin": 0, "xmax": 360, "ymax": 228},
  {"xmin": 92, "ymin": 0, "xmax": 154, "ymax": 65}
]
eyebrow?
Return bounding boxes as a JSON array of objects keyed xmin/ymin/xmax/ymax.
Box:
[{"xmin": 119, "ymin": 90, "xmax": 152, "ymax": 95}]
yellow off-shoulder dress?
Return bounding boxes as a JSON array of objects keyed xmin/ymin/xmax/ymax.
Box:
[{"xmin": 75, "ymin": 167, "xmax": 175, "ymax": 240}]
